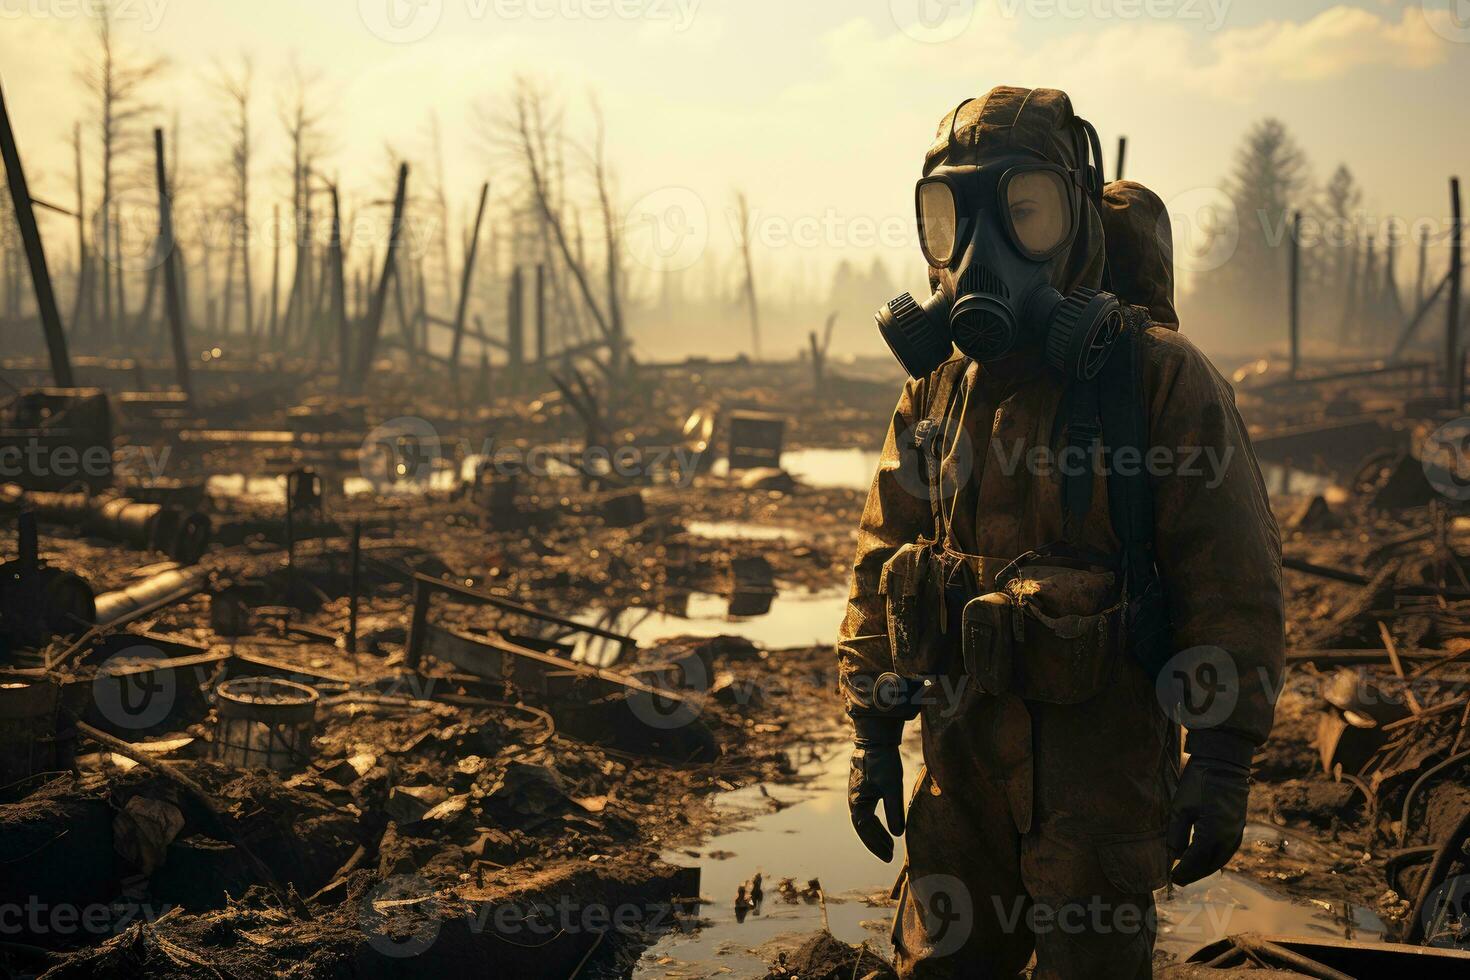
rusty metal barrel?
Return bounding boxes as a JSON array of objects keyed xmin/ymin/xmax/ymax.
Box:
[
  {"xmin": 0, "ymin": 680, "xmax": 61, "ymax": 789},
  {"xmin": 211, "ymin": 677, "xmax": 318, "ymax": 771}
]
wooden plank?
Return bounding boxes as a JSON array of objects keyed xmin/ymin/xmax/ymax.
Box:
[{"xmin": 422, "ymin": 624, "xmax": 685, "ymax": 708}]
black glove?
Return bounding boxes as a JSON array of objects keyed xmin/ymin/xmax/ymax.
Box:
[
  {"xmin": 848, "ymin": 714, "xmax": 906, "ymax": 863},
  {"xmin": 1168, "ymin": 731, "xmax": 1254, "ymax": 886}
]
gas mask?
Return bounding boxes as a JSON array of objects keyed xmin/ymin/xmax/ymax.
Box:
[{"xmin": 877, "ymin": 143, "xmax": 1123, "ymax": 382}]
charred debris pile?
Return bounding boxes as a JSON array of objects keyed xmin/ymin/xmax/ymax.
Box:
[
  {"xmin": 1200, "ymin": 355, "xmax": 1470, "ymax": 970},
  {"xmin": 0, "ymin": 354, "xmax": 893, "ymax": 978}
]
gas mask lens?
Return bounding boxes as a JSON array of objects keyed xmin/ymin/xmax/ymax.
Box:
[
  {"xmin": 917, "ymin": 180, "xmax": 958, "ymax": 267},
  {"xmin": 1005, "ymin": 169, "xmax": 1072, "ymax": 258}
]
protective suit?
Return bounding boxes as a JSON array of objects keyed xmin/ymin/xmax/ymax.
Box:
[{"xmin": 839, "ymin": 87, "xmax": 1284, "ymax": 979}]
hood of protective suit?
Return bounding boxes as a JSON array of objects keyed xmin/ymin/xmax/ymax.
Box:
[
  {"xmin": 923, "ymin": 86, "xmax": 1105, "ymax": 299},
  {"xmin": 1101, "ymin": 180, "xmax": 1178, "ymax": 328}
]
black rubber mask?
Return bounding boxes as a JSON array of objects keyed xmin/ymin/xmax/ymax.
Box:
[{"xmin": 877, "ymin": 153, "xmax": 1123, "ymax": 381}]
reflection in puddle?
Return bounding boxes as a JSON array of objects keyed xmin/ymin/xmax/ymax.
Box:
[
  {"xmin": 208, "ymin": 464, "xmax": 468, "ymax": 504},
  {"xmin": 638, "ymin": 738, "xmax": 1382, "ymax": 978},
  {"xmin": 1156, "ymin": 840, "xmax": 1380, "ymax": 953},
  {"xmin": 639, "ymin": 738, "xmax": 911, "ymax": 978},
  {"xmin": 684, "ymin": 520, "xmax": 806, "ymax": 543},
  {"xmin": 572, "ymin": 588, "xmax": 849, "ymax": 664},
  {"xmin": 705, "ymin": 448, "xmax": 880, "ymax": 492}
]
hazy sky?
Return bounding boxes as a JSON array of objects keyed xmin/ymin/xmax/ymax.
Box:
[{"xmin": 2, "ymin": 0, "xmax": 1468, "ymax": 352}]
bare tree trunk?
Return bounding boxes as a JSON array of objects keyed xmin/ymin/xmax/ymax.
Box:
[
  {"xmin": 503, "ymin": 80, "xmax": 617, "ymax": 356},
  {"xmin": 450, "ymin": 181, "xmax": 489, "ymax": 384},
  {"xmin": 328, "ymin": 183, "xmax": 348, "ymax": 382},
  {"xmin": 112, "ymin": 200, "xmax": 128, "ymax": 336},
  {"xmin": 733, "ymin": 190, "xmax": 761, "ymax": 360},
  {"xmin": 153, "ymin": 127, "xmax": 190, "ymax": 399},
  {"xmin": 71, "ymin": 122, "xmax": 90, "ymax": 335},
  {"xmin": 351, "ymin": 163, "xmax": 408, "ymax": 394},
  {"xmin": 270, "ymin": 203, "xmax": 281, "ymax": 340},
  {"xmin": 589, "ymin": 100, "xmax": 626, "ymax": 377},
  {"xmin": 221, "ymin": 234, "xmax": 238, "ymax": 333}
]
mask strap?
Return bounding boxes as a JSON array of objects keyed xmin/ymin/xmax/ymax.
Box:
[
  {"xmin": 1077, "ymin": 118, "xmax": 1106, "ymax": 199},
  {"xmin": 1074, "ymin": 116, "xmax": 1114, "ymax": 293}
]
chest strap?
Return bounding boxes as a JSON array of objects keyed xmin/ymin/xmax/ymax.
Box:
[{"xmin": 913, "ymin": 362, "xmax": 964, "ymax": 545}]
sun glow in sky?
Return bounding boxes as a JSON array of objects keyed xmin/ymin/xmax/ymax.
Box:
[{"xmin": 2, "ymin": 0, "xmax": 1467, "ymax": 355}]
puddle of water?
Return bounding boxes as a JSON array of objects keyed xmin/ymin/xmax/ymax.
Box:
[
  {"xmin": 779, "ymin": 448, "xmax": 881, "ymax": 492},
  {"xmin": 771, "ymin": 451, "xmax": 1343, "ymax": 502},
  {"xmin": 206, "ymin": 473, "xmax": 289, "ymax": 505},
  {"xmin": 1259, "ymin": 463, "xmax": 1340, "ymax": 498},
  {"xmin": 705, "ymin": 449, "xmax": 880, "ymax": 492},
  {"xmin": 1155, "ymin": 832, "xmax": 1381, "ymax": 954},
  {"xmin": 340, "ymin": 467, "xmax": 462, "ymax": 497},
  {"xmin": 638, "ymin": 738, "xmax": 912, "ymax": 979},
  {"xmin": 570, "ymin": 588, "xmax": 849, "ymax": 664},
  {"xmin": 638, "ymin": 741, "xmax": 1382, "ymax": 978},
  {"xmin": 683, "ymin": 521, "xmax": 805, "ymax": 543},
  {"xmin": 208, "ymin": 464, "xmax": 468, "ymax": 504}
]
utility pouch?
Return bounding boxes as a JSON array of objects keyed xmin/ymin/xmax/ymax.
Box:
[
  {"xmin": 880, "ymin": 542, "xmax": 946, "ymax": 677},
  {"xmin": 996, "ymin": 550, "xmax": 1125, "ymax": 705},
  {"xmin": 961, "ymin": 592, "xmax": 1014, "ymax": 697}
]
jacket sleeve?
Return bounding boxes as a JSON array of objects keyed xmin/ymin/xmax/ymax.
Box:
[
  {"xmin": 1144, "ymin": 329, "xmax": 1285, "ymax": 747},
  {"xmin": 837, "ymin": 376, "xmax": 936, "ymax": 714}
]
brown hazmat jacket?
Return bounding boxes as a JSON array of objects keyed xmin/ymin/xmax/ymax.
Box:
[{"xmin": 838, "ymin": 88, "xmax": 1283, "ymax": 747}]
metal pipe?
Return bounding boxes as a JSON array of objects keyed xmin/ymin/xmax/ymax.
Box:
[
  {"xmin": 92, "ymin": 565, "xmax": 208, "ymax": 629},
  {"xmin": 2, "ymin": 485, "xmax": 209, "ymax": 561}
]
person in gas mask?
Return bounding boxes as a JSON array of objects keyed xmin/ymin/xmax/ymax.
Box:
[{"xmin": 839, "ymin": 87, "xmax": 1283, "ymax": 978}]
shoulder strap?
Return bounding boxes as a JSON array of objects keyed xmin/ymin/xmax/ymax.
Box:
[
  {"xmin": 1097, "ymin": 308, "xmax": 1172, "ymax": 679},
  {"xmin": 913, "ymin": 360, "xmax": 965, "ymax": 544},
  {"xmin": 1060, "ymin": 376, "xmax": 1100, "ymax": 543}
]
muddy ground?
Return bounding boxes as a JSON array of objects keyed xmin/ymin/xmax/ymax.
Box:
[{"xmin": 1, "ymin": 356, "xmax": 1468, "ymax": 978}]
